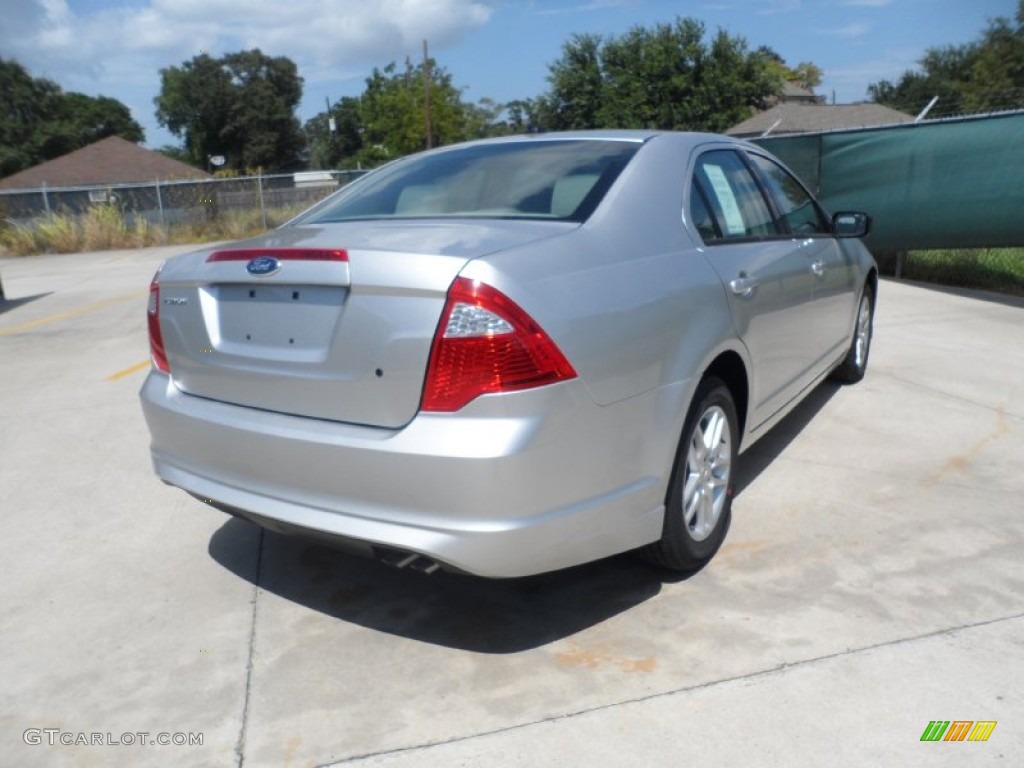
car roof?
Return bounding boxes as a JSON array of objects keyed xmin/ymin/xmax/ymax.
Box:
[{"xmin": 433, "ymin": 130, "xmax": 752, "ymax": 152}]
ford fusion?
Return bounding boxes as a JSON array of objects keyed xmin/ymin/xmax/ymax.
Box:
[{"xmin": 140, "ymin": 131, "xmax": 876, "ymax": 578}]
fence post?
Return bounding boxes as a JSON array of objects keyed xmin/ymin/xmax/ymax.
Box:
[
  {"xmin": 42, "ymin": 182, "xmax": 51, "ymax": 215},
  {"xmin": 895, "ymin": 251, "xmax": 907, "ymax": 279},
  {"xmin": 258, "ymin": 170, "xmax": 267, "ymax": 230},
  {"xmin": 155, "ymin": 178, "xmax": 165, "ymax": 228}
]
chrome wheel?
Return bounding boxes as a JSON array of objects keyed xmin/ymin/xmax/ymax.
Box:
[
  {"xmin": 854, "ymin": 293, "xmax": 872, "ymax": 370},
  {"xmin": 683, "ymin": 404, "xmax": 732, "ymax": 542}
]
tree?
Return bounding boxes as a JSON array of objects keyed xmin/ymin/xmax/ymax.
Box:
[
  {"xmin": 305, "ymin": 59, "xmax": 494, "ymax": 169},
  {"xmin": 786, "ymin": 61, "xmax": 824, "ymax": 91},
  {"xmin": 757, "ymin": 48, "xmax": 824, "ymax": 92},
  {"xmin": 965, "ymin": 4, "xmax": 1024, "ymax": 111},
  {"xmin": 462, "ymin": 97, "xmax": 511, "ymax": 140},
  {"xmin": 869, "ymin": 1, "xmax": 1024, "ymax": 116},
  {"xmin": 155, "ymin": 49, "xmax": 305, "ymax": 172},
  {"xmin": 358, "ymin": 60, "xmax": 470, "ymax": 160},
  {"xmin": 542, "ymin": 33, "xmax": 605, "ymax": 130},
  {"xmin": 305, "ymin": 96, "xmax": 364, "ymax": 170},
  {"xmin": 0, "ymin": 57, "xmax": 144, "ymax": 178},
  {"xmin": 538, "ymin": 18, "xmax": 782, "ymax": 133},
  {"xmin": 868, "ymin": 45, "xmax": 979, "ymax": 115}
]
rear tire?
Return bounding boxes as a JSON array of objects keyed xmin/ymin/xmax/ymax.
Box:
[
  {"xmin": 644, "ymin": 377, "xmax": 738, "ymax": 572},
  {"xmin": 831, "ymin": 283, "xmax": 874, "ymax": 384}
]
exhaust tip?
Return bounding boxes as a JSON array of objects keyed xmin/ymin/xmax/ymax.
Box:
[{"xmin": 375, "ymin": 547, "xmax": 443, "ymax": 575}]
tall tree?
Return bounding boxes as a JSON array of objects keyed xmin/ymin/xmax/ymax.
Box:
[
  {"xmin": 758, "ymin": 47, "xmax": 824, "ymax": 91},
  {"xmin": 965, "ymin": 3, "xmax": 1024, "ymax": 111},
  {"xmin": 358, "ymin": 60, "xmax": 469, "ymax": 160},
  {"xmin": 305, "ymin": 65, "xmax": 511, "ymax": 169},
  {"xmin": 868, "ymin": 45, "xmax": 979, "ymax": 115},
  {"xmin": 542, "ymin": 33, "xmax": 605, "ymax": 130},
  {"xmin": 538, "ymin": 18, "xmax": 781, "ymax": 132},
  {"xmin": 155, "ymin": 49, "xmax": 305, "ymax": 172},
  {"xmin": 0, "ymin": 57, "xmax": 144, "ymax": 178},
  {"xmin": 869, "ymin": 1, "xmax": 1024, "ymax": 116},
  {"xmin": 305, "ymin": 96, "xmax": 364, "ymax": 170}
]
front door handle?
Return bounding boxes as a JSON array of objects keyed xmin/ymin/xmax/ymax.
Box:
[
  {"xmin": 729, "ymin": 275, "xmax": 758, "ymax": 296},
  {"xmin": 810, "ymin": 260, "xmax": 826, "ymax": 277}
]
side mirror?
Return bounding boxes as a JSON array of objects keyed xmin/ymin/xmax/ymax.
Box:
[{"xmin": 833, "ymin": 211, "xmax": 871, "ymax": 238}]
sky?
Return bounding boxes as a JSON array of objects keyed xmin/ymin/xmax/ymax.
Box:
[{"xmin": 1, "ymin": 0, "xmax": 1019, "ymax": 150}]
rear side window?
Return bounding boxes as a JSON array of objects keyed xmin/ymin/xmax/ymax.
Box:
[
  {"xmin": 746, "ymin": 153, "xmax": 831, "ymax": 236},
  {"xmin": 690, "ymin": 150, "xmax": 780, "ymax": 242},
  {"xmin": 301, "ymin": 140, "xmax": 641, "ymax": 224}
]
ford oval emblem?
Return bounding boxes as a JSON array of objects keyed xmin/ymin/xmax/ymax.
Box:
[{"xmin": 246, "ymin": 256, "xmax": 280, "ymax": 276}]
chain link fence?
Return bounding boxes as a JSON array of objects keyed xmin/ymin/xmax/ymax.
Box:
[{"xmin": 0, "ymin": 170, "xmax": 366, "ymax": 231}]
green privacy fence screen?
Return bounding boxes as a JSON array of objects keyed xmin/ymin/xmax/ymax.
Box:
[{"xmin": 754, "ymin": 111, "xmax": 1024, "ymax": 253}]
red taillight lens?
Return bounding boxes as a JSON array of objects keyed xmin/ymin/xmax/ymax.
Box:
[
  {"xmin": 148, "ymin": 276, "xmax": 170, "ymax": 373},
  {"xmin": 205, "ymin": 248, "xmax": 348, "ymax": 262},
  {"xmin": 422, "ymin": 278, "xmax": 577, "ymax": 412}
]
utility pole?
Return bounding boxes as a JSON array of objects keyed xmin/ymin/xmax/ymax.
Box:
[{"xmin": 423, "ymin": 39, "xmax": 432, "ymax": 149}]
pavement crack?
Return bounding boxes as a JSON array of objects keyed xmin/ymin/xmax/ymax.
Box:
[
  {"xmin": 317, "ymin": 611, "xmax": 1024, "ymax": 767},
  {"xmin": 236, "ymin": 527, "xmax": 265, "ymax": 768}
]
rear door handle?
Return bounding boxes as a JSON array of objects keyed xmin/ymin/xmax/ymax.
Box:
[
  {"xmin": 729, "ymin": 275, "xmax": 758, "ymax": 296},
  {"xmin": 810, "ymin": 260, "xmax": 826, "ymax": 277}
]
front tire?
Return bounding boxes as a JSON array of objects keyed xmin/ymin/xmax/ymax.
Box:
[{"xmin": 644, "ymin": 377, "xmax": 738, "ymax": 572}]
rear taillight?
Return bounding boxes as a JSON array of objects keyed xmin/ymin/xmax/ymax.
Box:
[
  {"xmin": 422, "ymin": 278, "xmax": 577, "ymax": 412},
  {"xmin": 148, "ymin": 275, "xmax": 170, "ymax": 373}
]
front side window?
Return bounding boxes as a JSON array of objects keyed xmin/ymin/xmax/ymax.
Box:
[
  {"xmin": 746, "ymin": 153, "xmax": 831, "ymax": 236},
  {"xmin": 298, "ymin": 140, "xmax": 642, "ymax": 224},
  {"xmin": 690, "ymin": 150, "xmax": 780, "ymax": 243}
]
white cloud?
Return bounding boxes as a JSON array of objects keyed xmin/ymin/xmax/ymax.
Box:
[
  {"xmin": 534, "ymin": 0, "xmax": 635, "ymax": 15},
  {"xmin": 825, "ymin": 21, "xmax": 872, "ymax": 38},
  {"xmin": 758, "ymin": 0, "xmax": 801, "ymax": 16},
  {"xmin": 0, "ymin": 0, "xmax": 496, "ymax": 84}
]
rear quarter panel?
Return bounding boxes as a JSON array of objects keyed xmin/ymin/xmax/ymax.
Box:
[{"xmin": 459, "ymin": 134, "xmax": 746, "ymax": 483}]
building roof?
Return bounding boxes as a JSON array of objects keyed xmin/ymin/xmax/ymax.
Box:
[
  {"xmin": 727, "ymin": 103, "xmax": 914, "ymax": 138},
  {"xmin": 0, "ymin": 136, "xmax": 210, "ymax": 190},
  {"xmin": 778, "ymin": 82, "xmax": 823, "ymax": 104}
]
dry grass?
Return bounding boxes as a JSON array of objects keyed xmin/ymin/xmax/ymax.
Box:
[{"xmin": 0, "ymin": 203, "xmax": 310, "ymax": 257}]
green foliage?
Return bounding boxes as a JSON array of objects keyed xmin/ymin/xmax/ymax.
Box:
[
  {"xmin": 306, "ymin": 96, "xmax": 364, "ymax": 170},
  {"xmin": 155, "ymin": 49, "xmax": 306, "ymax": 172},
  {"xmin": 0, "ymin": 58, "xmax": 145, "ymax": 179},
  {"xmin": 869, "ymin": 1, "xmax": 1024, "ymax": 116},
  {"xmin": 537, "ymin": 18, "xmax": 783, "ymax": 132},
  {"xmin": 891, "ymin": 249, "xmax": 1024, "ymax": 296},
  {"xmin": 304, "ymin": 60, "xmax": 511, "ymax": 169},
  {"xmin": 757, "ymin": 48, "xmax": 824, "ymax": 91}
]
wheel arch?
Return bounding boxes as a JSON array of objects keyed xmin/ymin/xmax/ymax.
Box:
[{"xmin": 701, "ymin": 350, "xmax": 750, "ymax": 445}]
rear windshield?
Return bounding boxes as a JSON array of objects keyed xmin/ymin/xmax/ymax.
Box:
[{"xmin": 300, "ymin": 139, "xmax": 641, "ymax": 224}]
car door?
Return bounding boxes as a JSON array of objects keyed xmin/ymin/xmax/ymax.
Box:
[
  {"xmin": 688, "ymin": 148, "xmax": 817, "ymax": 429},
  {"xmin": 745, "ymin": 151, "xmax": 860, "ymax": 371}
]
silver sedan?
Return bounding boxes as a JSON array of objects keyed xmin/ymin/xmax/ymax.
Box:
[{"xmin": 140, "ymin": 131, "xmax": 876, "ymax": 578}]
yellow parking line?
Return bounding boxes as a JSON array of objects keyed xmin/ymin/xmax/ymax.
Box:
[
  {"xmin": 106, "ymin": 359, "xmax": 151, "ymax": 381},
  {"xmin": 0, "ymin": 290, "xmax": 147, "ymax": 337}
]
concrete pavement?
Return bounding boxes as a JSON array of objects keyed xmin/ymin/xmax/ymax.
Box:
[{"xmin": 1, "ymin": 247, "xmax": 1021, "ymax": 767}]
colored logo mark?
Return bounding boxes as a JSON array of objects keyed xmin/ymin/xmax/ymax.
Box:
[
  {"xmin": 246, "ymin": 256, "xmax": 280, "ymax": 277},
  {"xmin": 920, "ymin": 721, "xmax": 997, "ymax": 742}
]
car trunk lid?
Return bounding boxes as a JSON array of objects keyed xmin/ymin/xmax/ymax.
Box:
[{"xmin": 154, "ymin": 220, "xmax": 572, "ymax": 428}]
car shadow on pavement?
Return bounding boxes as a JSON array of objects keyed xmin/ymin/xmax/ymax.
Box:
[
  {"xmin": 209, "ymin": 518, "xmax": 695, "ymax": 653},
  {"xmin": 207, "ymin": 380, "xmax": 841, "ymax": 654},
  {"xmin": 0, "ymin": 292, "xmax": 52, "ymax": 315},
  {"xmin": 734, "ymin": 380, "xmax": 840, "ymax": 496}
]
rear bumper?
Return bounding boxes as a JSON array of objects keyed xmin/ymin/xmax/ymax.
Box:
[{"xmin": 140, "ymin": 372, "xmax": 679, "ymax": 577}]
